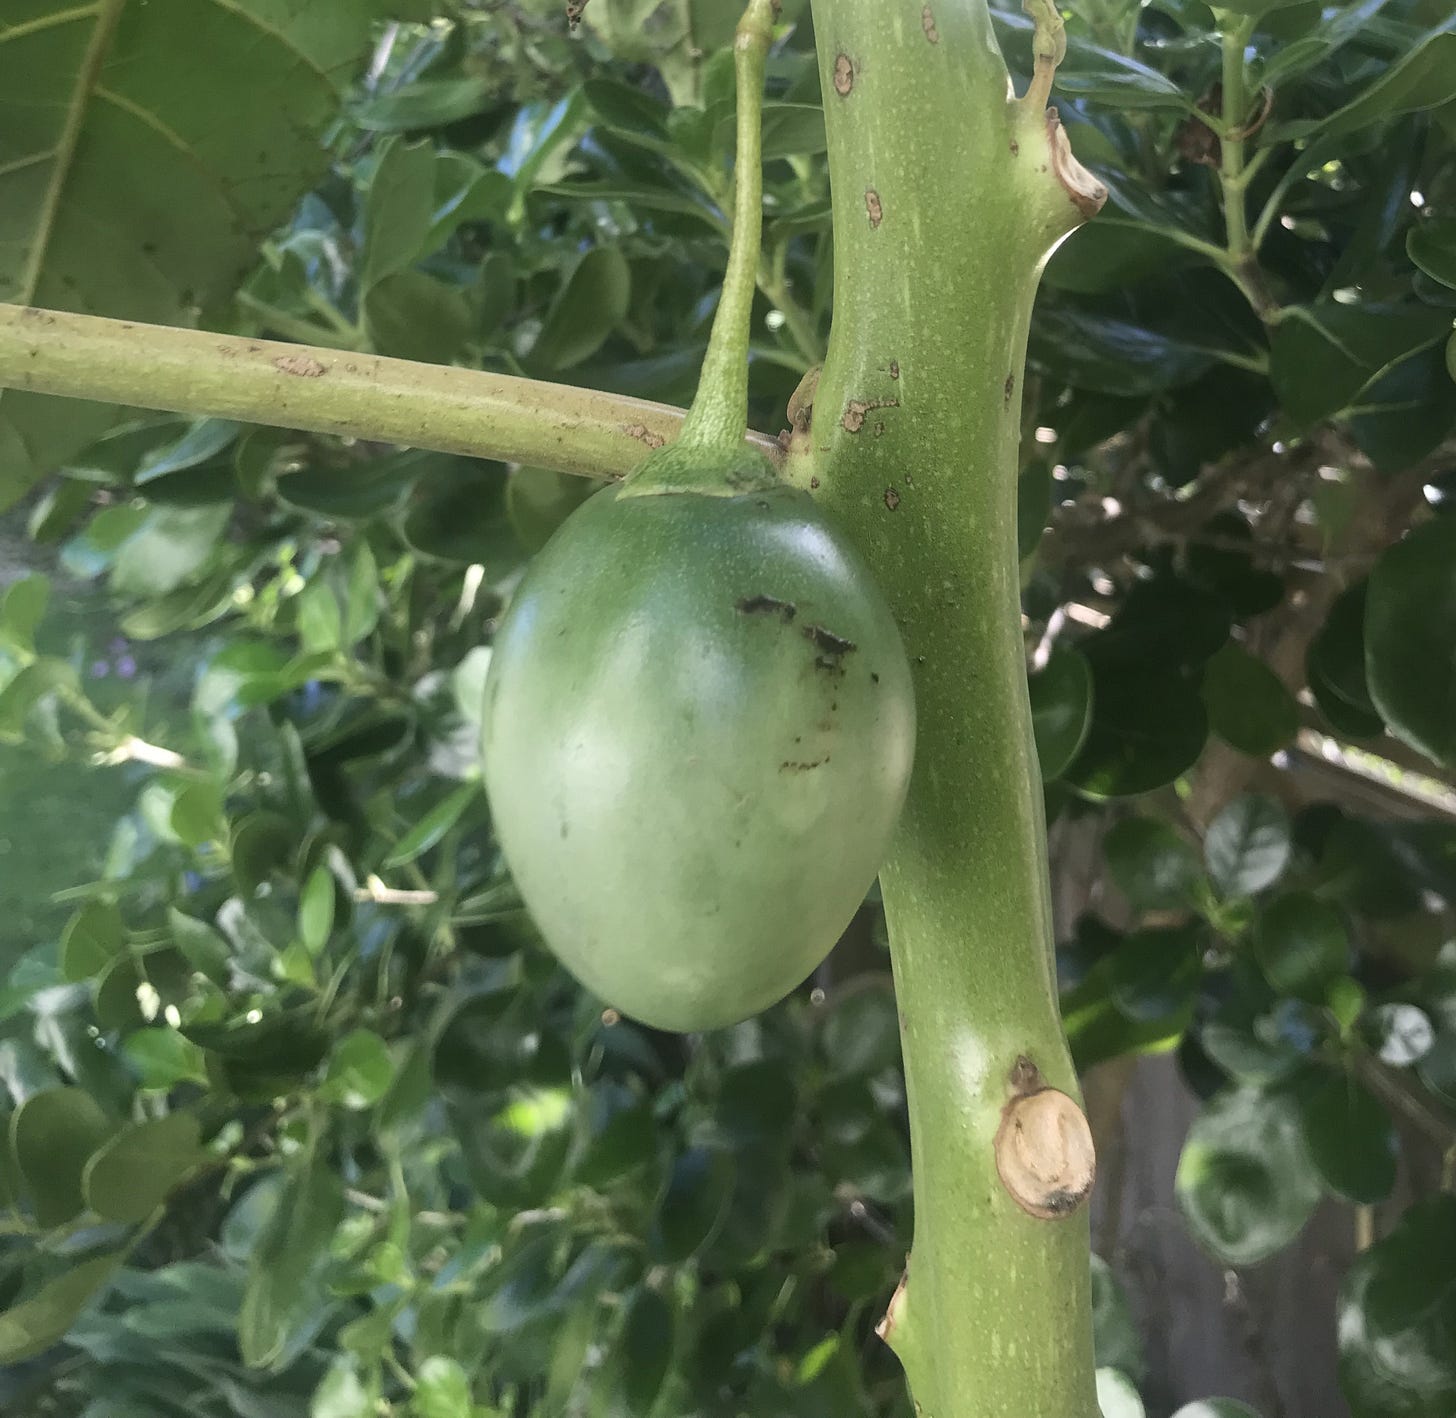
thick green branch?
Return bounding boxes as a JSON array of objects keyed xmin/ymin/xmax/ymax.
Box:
[
  {"xmin": 805, "ymin": 3, "xmax": 1101, "ymax": 1416},
  {"xmin": 0, "ymin": 305, "xmax": 782, "ymax": 480}
]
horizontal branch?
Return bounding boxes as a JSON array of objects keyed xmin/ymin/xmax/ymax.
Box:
[{"xmin": 0, "ymin": 305, "xmax": 782, "ymax": 480}]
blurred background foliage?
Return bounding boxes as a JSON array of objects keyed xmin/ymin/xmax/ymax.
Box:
[{"xmin": 0, "ymin": 1, "xmax": 1454, "ymax": 1416}]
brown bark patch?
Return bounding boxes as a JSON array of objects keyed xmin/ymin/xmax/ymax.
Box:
[
  {"xmin": 273, "ymin": 354, "xmax": 326, "ymax": 377},
  {"xmin": 623, "ymin": 422, "xmax": 666, "ymax": 449},
  {"xmin": 865, "ymin": 188, "xmax": 883, "ymax": 228},
  {"xmin": 833, "ymin": 53, "xmax": 855, "ymax": 96},
  {"xmin": 883, "ymin": 487, "xmax": 901, "ymax": 511},
  {"xmin": 921, "ymin": 4, "xmax": 940, "ymax": 42},
  {"xmin": 841, "ymin": 396, "xmax": 898, "ymax": 433},
  {"xmin": 995, "ymin": 1086, "xmax": 1096, "ymax": 1220}
]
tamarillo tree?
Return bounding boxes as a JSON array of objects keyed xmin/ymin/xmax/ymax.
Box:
[{"xmin": 0, "ymin": 3, "xmax": 1453, "ymax": 1418}]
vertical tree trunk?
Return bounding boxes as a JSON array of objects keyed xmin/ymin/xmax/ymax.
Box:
[{"xmin": 800, "ymin": 4, "xmax": 1105, "ymax": 1414}]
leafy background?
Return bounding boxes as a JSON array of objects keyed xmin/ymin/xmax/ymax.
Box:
[{"xmin": 0, "ymin": 1, "xmax": 1454, "ymax": 1416}]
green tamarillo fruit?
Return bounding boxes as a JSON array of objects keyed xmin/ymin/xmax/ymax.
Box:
[{"xmin": 481, "ymin": 0, "xmax": 915, "ymax": 1031}]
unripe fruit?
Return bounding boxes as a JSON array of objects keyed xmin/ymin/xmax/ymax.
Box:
[{"xmin": 482, "ymin": 463, "xmax": 914, "ymax": 1031}]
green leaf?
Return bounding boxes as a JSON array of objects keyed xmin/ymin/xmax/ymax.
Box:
[
  {"xmin": 1276, "ymin": 33, "xmax": 1456, "ymax": 142},
  {"xmin": 1091, "ymin": 1256, "xmax": 1145, "ymax": 1382},
  {"xmin": 169, "ymin": 780, "xmax": 223, "ymax": 848},
  {"xmin": 1201, "ymin": 643, "xmax": 1298, "ymax": 757},
  {"xmin": 609, "ymin": 1287, "xmax": 674, "ymax": 1416},
  {"xmin": 1310, "ymin": 580, "xmax": 1378, "ymax": 717},
  {"xmin": 122, "ymin": 1026, "xmax": 208, "ymax": 1090},
  {"xmin": 411, "ymin": 1356, "xmax": 472, "ymax": 1418},
  {"xmin": 574, "ymin": 1104, "xmax": 657, "ymax": 1189},
  {"xmin": 298, "ymin": 866, "xmax": 336, "ymax": 955},
  {"xmin": 296, "ymin": 582, "xmax": 343, "ymax": 656},
  {"xmin": 1103, "ymin": 817, "xmax": 1205, "ymax": 912},
  {"xmin": 230, "ymin": 811, "xmax": 296, "ymax": 896},
  {"xmin": 506, "ymin": 467, "xmax": 600, "ymax": 554},
  {"xmin": 1108, "ymin": 925, "xmax": 1202, "ymax": 1024},
  {"xmin": 322, "ymin": 1029, "xmax": 395, "ymax": 1112},
  {"xmin": 0, "ymin": 574, "xmax": 49, "ymax": 654},
  {"xmin": 527, "ymin": 247, "xmax": 632, "ymax": 373},
  {"xmin": 82, "ymin": 1111, "xmax": 205, "ymax": 1222},
  {"xmin": 1176, "ymin": 1087, "xmax": 1321, "ymax": 1265},
  {"xmin": 1337, "ymin": 1196, "xmax": 1456, "ymax": 1416},
  {"xmin": 1170, "ymin": 1403, "xmax": 1263, "ymax": 1418},
  {"xmin": 342, "ymin": 540, "xmax": 381, "ymax": 646},
  {"xmin": 364, "ymin": 270, "xmax": 475, "ymax": 366},
  {"xmin": 168, "ymin": 907, "xmax": 231, "ymax": 985},
  {"xmin": 1365, "ymin": 517, "xmax": 1456, "ymax": 766},
  {"xmin": 351, "ymin": 76, "xmax": 495, "ymax": 133},
  {"xmin": 0, "ymin": 0, "xmax": 419, "ymax": 499},
  {"xmin": 1270, "ymin": 303, "xmax": 1452, "ymax": 429},
  {"xmin": 239, "ymin": 1151, "xmax": 345, "ymax": 1369},
  {"xmin": 1254, "ymin": 893, "xmax": 1348, "ymax": 1000},
  {"xmin": 1096, "ymin": 1368, "xmax": 1145, "ymax": 1418},
  {"xmin": 1029, "ymin": 648, "xmax": 1094, "ymax": 781},
  {"xmin": 0, "ymin": 658, "xmax": 78, "ymax": 739},
  {"xmin": 363, "ymin": 139, "xmax": 436, "ymax": 288},
  {"xmin": 60, "ymin": 900, "xmax": 124, "ymax": 983},
  {"xmin": 822, "ymin": 987, "xmax": 901, "ymax": 1076},
  {"xmin": 383, "ymin": 783, "xmax": 479, "ymax": 868},
  {"xmin": 0, "ymin": 1252, "xmax": 124, "ymax": 1364},
  {"xmin": 1064, "ymin": 668, "xmax": 1208, "ymax": 799},
  {"xmin": 650, "ymin": 1147, "xmax": 734, "ymax": 1262},
  {"xmin": 1204, "ymin": 795, "xmax": 1291, "ymax": 900},
  {"xmin": 132, "ymin": 418, "xmax": 239, "ymax": 485},
  {"xmin": 10, "ymin": 1086, "xmax": 115, "ymax": 1227},
  {"xmin": 1409, "ymin": 220, "xmax": 1456, "ymax": 290},
  {"xmin": 1293, "ymin": 1069, "xmax": 1395, "ymax": 1204}
]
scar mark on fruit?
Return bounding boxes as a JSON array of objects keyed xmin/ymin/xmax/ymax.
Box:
[
  {"xmin": 921, "ymin": 4, "xmax": 939, "ymax": 42},
  {"xmin": 841, "ymin": 397, "xmax": 898, "ymax": 433},
  {"xmin": 1010, "ymin": 138, "xmax": 1020, "ymax": 156},
  {"xmin": 884, "ymin": 487, "xmax": 901, "ymax": 511},
  {"xmin": 780, "ymin": 756, "xmax": 829, "ymax": 772},
  {"xmin": 1004, "ymin": 372, "xmax": 1016, "ymax": 404},
  {"xmin": 888, "ymin": 359, "xmax": 900, "ymax": 379},
  {"xmin": 833, "ymin": 53, "xmax": 854, "ymax": 95},
  {"xmin": 624, "ymin": 422, "xmax": 666, "ymax": 449},
  {"xmin": 737, "ymin": 594, "xmax": 797, "ymax": 622},
  {"xmin": 273, "ymin": 354, "xmax": 326, "ymax": 377},
  {"xmin": 865, "ymin": 189, "xmax": 883, "ymax": 228},
  {"xmin": 804, "ymin": 625, "xmax": 856, "ymax": 674}
]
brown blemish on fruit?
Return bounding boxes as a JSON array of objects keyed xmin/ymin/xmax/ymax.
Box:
[
  {"xmin": 737, "ymin": 594, "xmax": 797, "ymax": 622},
  {"xmin": 809, "ymin": 476, "xmax": 820, "ymax": 490},
  {"xmin": 804, "ymin": 624, "xmax": 855, "ymax": 658},
  {"xmin": 883, "ymin": 487, "xmax": 901, "ymax": 511},
  {"xmin": 1010, "ymin": 138, "xmax": 1020, "ymax": 156},
  {"xmin": 994, "ymin": 1060, "xmax": 1095, "ymax": 1220},
  {"xmin": 833, "ymin": 53, "xmax": 854, "ymax": 95},
  {"xmin": 624, "ymin": 422, "xmax": 666, "ymax": 449},
  {"xmin": 921, "ymin": 4, "xmax": 939, "ymax": 42},
  {"xmin": 780, "ymin": 756, "xmax": 829, "ymax": 772},
  {"xmin": 841, "ymin": 397, "xmax": 898, "ymax": 433},
  {"xmin": 874, "ymin": 421, "xmax": 885, "ymax": 437},
  {"xmin": 274, "ymin": 353, "xmax": 326, "ymax": 377},
  {"xmin": 866, "ymin": 188, "xmax": 883, "ymax": 228},
  {"xmin": 888, "ymin": 359, "xmax": 900, "ymax": 379}
]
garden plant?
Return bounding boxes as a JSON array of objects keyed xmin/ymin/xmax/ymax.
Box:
[{"xmin": 0, "ymin": 2, "xmax": 1453, "ymax": 1417}]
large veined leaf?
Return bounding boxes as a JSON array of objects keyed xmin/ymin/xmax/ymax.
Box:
[{"xmin": 0, "ymin": 0, "xmax": 426, "ymax": 503}]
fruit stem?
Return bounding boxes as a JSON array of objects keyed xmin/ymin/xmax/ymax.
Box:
[{"xmin": 675, "ymin": 0, "xmax": 776, "ymax": 452}]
